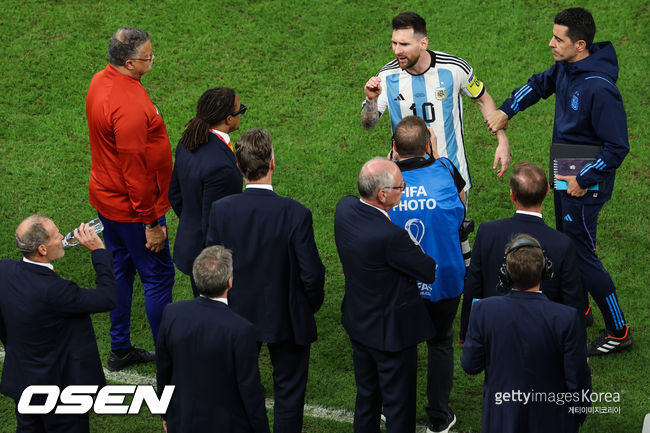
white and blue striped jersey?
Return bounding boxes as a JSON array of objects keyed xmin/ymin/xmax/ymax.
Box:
[{"xmin": 370, "ymin": 50, "xmax": 484, "ymax": 190}]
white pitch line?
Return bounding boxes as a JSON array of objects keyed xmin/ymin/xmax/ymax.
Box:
[
  {"xmin": 102, "ymin": 366, "xmax": 361, "ymax": 425},
  {"xmin": 1, "ymin": 348, "xmax": 442, "ymax": 432}
]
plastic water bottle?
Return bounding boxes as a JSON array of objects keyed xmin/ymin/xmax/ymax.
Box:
[{"xmin": 62, "ymin": 219, "xmax": 104, "ymax": 247}]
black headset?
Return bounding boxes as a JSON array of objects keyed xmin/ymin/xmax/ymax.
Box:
[{"xmin": 497, "ymin": 237, "xmax": 554, "ymax": 294}]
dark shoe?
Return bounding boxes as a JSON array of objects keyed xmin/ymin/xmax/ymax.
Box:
[
  {"xmin": 427, "ymin": 413, "xmax": 456, "ymax": 433},
  {"xmin": 107, "ymin": 347, "xmax": 156, "ymax": 371},
  {"xmin": 585, "ymin": 305, "xmax": 594, "ymax": 327},
  {"xmin": 587, "ymin": 327, "xmax": 633, "ymax": 356}
]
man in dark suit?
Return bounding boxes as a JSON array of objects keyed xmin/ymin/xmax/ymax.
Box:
[
  {"xmin": 205, "ymin": 129, "xmax": 325, "ymax": 433},
  {"xmin": 460, "ymin": 161, "xmax": 585, "ymax": 343},
  {"xmin": 334, "ymin": 157, "xmax": 436, "ymax": 433},
  {"xmin": 156, "ymin": 245, "xmax": 269, "ymax": 433},
  {"xmin": 461, "ymin": 234, "xmax": 591, "ymax": 433},
  {"xmin": 168, "ymin": 87, "xmax": 244, "ymax": 297},
  {"xmin": 0, "ymin": 215, "xmax": 117, "ymax": 433}
]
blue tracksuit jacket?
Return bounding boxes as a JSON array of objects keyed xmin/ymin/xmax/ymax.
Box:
[{"xmin": 499, "ymin": 42, "xmax": 629, "ymax": 204}]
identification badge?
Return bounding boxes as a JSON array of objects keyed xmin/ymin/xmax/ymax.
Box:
[{"xmin": 435, "ymin": 87, "xmax": 447, "ymax": 100}]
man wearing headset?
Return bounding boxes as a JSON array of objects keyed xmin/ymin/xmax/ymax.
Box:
[
  {"xmin": 459, "ymin": 162, "xmax": 584, "ymax": 345},
  {"xmin": 461, "ymin": 234, "xmax": 591, "ymax": 433}
]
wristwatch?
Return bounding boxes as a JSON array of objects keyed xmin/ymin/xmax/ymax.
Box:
[{"xmin": 145, "ymin": 220, "xmax": 159, "ymax": 229}]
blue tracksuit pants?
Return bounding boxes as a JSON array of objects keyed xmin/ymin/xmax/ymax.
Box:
[
  {"xmin": 554, "ymin": 191, "xmax": 626, "ymax": 332},
  {"xmin": 98, "ymin": 213, "xmax": 175, "ymax": 351}
]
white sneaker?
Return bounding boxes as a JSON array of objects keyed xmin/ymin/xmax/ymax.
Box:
[{"xmin": 426, "ymin": 414, "xmax": 456, "ymax": 433}]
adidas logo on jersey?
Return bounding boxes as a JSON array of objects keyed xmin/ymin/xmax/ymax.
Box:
[{"xmin": 394, "ymin": 94, "xmax": 405, "ymax": 101}]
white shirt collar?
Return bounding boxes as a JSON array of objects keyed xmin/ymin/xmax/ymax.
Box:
[
  {"xmin": 23, "ymin": 257, "xmax": 54, "ymax": 271},
  {"xmin": 516, "ymin": 210, "xmax": 543, "ymax": 218},
  {"xmin": 246, "ymin": 184, "xmax": 273, "ymax": 191},
  {"xmin": 200, "ymin": 295, "xmax": 229, "ymax": 305},
  {"xmin": 360, "ymin": 198, "xmax": 389, "ymax": 219},
  {"xmin": 514, "ymin": 289, "xmax": 543, "ymax": 294},
  {"xmin": 209, "ymin": 129, "xmax": 231, "ymax": 145}
]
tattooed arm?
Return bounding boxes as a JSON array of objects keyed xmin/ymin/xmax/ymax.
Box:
[
  {"xmin": 361, "ymin": 98, "xmax": 380, "ymax": 130},
  {"xmin": 361, "ymin": 76, "xmax": 382, "ymax": 130}
]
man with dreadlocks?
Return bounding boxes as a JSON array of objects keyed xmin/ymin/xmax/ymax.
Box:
[{"xmin": 168, "ymin": 87, "xmax": 246, "ymax": 297}]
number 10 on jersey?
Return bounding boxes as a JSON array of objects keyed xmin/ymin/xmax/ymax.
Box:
[{"xmin": 409, "ymin": 102, "xmax": 435, "ymax": 123}]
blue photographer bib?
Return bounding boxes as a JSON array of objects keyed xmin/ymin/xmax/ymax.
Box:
[{"xmin": 388, "ymin": 158, "xmax": 465, "ymax": 301}]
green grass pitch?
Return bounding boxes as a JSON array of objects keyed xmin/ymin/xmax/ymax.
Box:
[{"xmin": 0, "ymin": 1, "xmax": 648, "ymax": 431}]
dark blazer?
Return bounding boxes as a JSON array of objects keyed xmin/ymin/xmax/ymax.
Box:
[
  {"xmin": 460, "ymin": 212, "xmax": 584, "ymax": 340},
  {"xmin": 206, "ymin": 187, "xmax": 325, "ymax": 345},
  {"xmin": 461, "ymin": 290, "xmax": 591, "ymax": 433},
  {"xmin": 168, "ymin": 133, "xmax": 243, "ymax": 274},
  {"xmin": 0, "ymin": 250, "xmax": 117, "ymax": 400},
  {"xmin": 156, "ymin": 297, "xmax": 269, "ymax": 433},
  {"xmin": 334, "ymin": 196, "xmax": 436, "ymax": 352}
]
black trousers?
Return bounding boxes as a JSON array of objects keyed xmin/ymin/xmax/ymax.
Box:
[
  {"xmin": 259, "ymin": 340, "xmax": 310, "ymax": 433},
  {"xmin": 14, "ymin": 401, "xmax": 89, "ymax": 433},
  {"xmin": 350, "ymin": 338, "xmax": 418, "ymax": 433},
  {"xmin": 424, "ymin": 295, "xmax": 461, "ymax": 426},
  {"xmin": 189, "ymin": 272, "xmax": 200, "ymax": 298}
]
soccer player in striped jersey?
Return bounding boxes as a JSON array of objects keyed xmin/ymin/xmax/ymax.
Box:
[
  {"xmin": 361, "ymin": 12, "xmax": 510, "ymax": 433},
  {"xmin": 361, "ymin": 11, "xmax": 510, "ymax": 194}
]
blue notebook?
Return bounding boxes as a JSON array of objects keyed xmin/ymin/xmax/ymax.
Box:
[
  {"xmin": 554, "ymin": 159, "xmax": 599, "ymax": 191},
  {"xmin": 549, "ymin": 143, "xmax": 602, "ymax": 191}
]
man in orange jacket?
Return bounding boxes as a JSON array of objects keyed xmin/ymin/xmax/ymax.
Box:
[{"xmin": 86, "ymin": 26, "xmax": 174, "ymax": 371}]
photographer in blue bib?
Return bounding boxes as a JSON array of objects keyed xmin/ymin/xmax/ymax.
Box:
[{"xmin": 387, "ymin": 115, "xmax": 465, "ymax": 433}]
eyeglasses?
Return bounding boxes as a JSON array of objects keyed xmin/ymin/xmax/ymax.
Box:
[
  {"xmin": 230, "ymin": 103, "xmax": 247, "ymax": 117},
  {"xmin": 130, "ymin": 53, "xmax": 155, "ymax": 62},
  {"xmin": 383, "ymin": 182, "xmax": 406, "ymax": 191}
]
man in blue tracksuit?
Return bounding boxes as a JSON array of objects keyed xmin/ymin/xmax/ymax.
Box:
[
  {"xmin": 486, "ymin": 7, "xmax": 631, "ymax": 356},
  {"xmin": 388, "ymin": 116, "xmax": 466, "ymax": 433}
]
